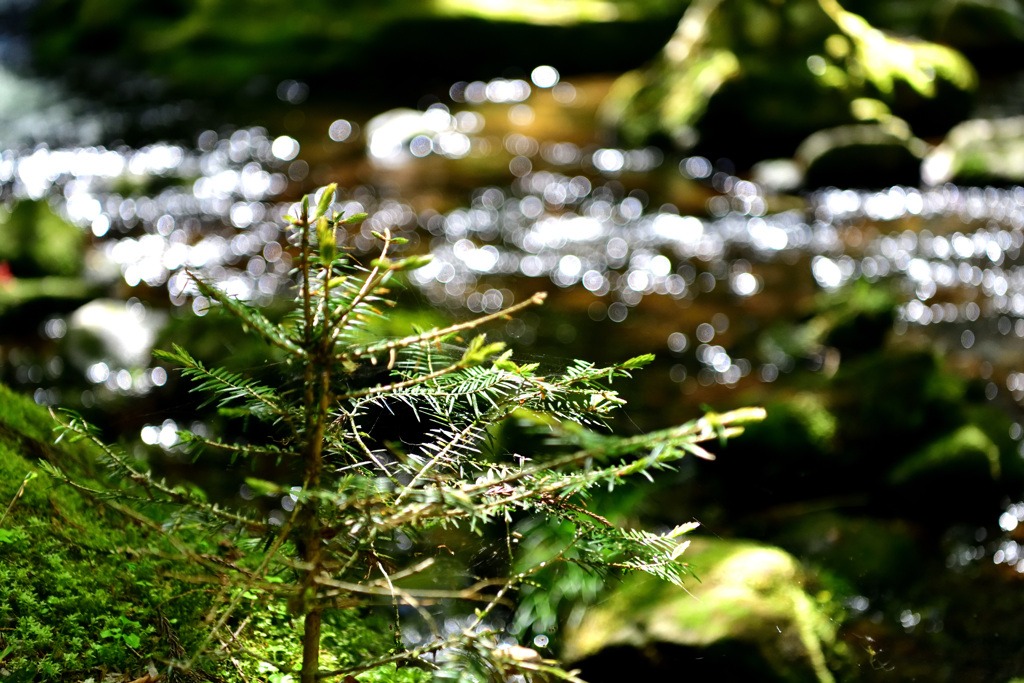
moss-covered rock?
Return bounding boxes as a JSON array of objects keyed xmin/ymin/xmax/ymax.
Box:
[
  {"xmin": 27, "ymin": 0, "xmax": 687, "ymax": 103},
  {"xmin": 0, "ymin": 200, "xmax": 84, "ymax": 279},
  {"xmin": 831, "ymin": 349, "xmax": 966, "ymax": 456},
  {"xmin": 796, "ymin": 121, "xmax": 927, "ymax": 189},
  {"xmin": 889, "ymin": 423, "xmax": 1000, "ymax": 485},
  {"xmin": 707, "ymin": 392, "xmax": 839, "ymax": 511},
  {"xmin": 883, "ymin": 422, "xmax": 1024, "ymax": 523},
  {"xmin": 601, "ymin": 0, "xmax": 976, "ymax": 166},
  {"xmin": 564, "ymin": 537, "xmax": 843, "ymax": 683},
  {"xmin": 839, "ymin": 0, "xmax": 1024, "ymax": 62},
  {"xmin": 0, "ymin": 200, "xmax": 98, "ymax": 325},
  {"xmin": 809, "ymin": 279, "xmax": 897, "ymax": 357},
  {"xmin": 0, "ymin": 276, "xmax": 100, "ymax": 322},
  {"xmin": 771, "ymin": 513, "xmax": 921, "ymax": 591},
  {"xmin": 932, "ymin": 0, "xmax": 1024, "ymax": 66},
  {"xmin": 922, "ymin": 116, "xmax": 1024, "ymax": 186},
  {"xmin": 708, "ymin": 301, "xmax": 1021, "ymax": 526}
]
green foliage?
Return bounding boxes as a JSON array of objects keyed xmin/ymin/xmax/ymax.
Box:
[
  {"xmin": 605, "ymin": 0, "xmax": 976, "ymax": 159},
  {"xmin": 0, "ymin": 383, "xmax": 216, "ymax": 679},
  {"xmin": 0, "ymin": 200, "xmax": 84, "ymax": 278},
  {"xmin": 28, "ymin": 0, "xmax": 688, "ymax": 97},
  {"xmin": 559, "ymin": 538, "xmax": 841, "ymax": 683},
  {"xmin": 817, "ymin": 0, "xmax": 976, "ymax": 97},
  {"xmin": 47, "ymin": 184, "xmax": 763, "ymax": 681}
]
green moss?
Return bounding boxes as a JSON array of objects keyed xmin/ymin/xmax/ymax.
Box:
[
  {"xmin": 771, "ymin": 513, "xmax": 920, "ymax": 590},
  {"xmin": 0, "ymin": 383, "xmax": 422, "ymax": 680},
  {"xmin": 740, "ymin": 393, "xmax": 837, "ymax": 458},
  {"xmin": 888, "ymin": 424, "xmax": 1000, "ymax": 485},
  {"xmin": 832, "ymin": 349, "xmax": 965, "ymax": 451},
  {"xmin": 0, "ymin": 383, "xmax": 208, "ymax": 678},
  {"xmin": 563, "ymin": 538, "xmax": 840, "ymax": 683},
  {"xmin": 603, "ymin": 0, "xmax": 975, "ymax": 162},
  {"xmin": 0, "ymin": 200, "xmax": 84, "ymax": 279},
  {"xmin": 29, "ymin": 0, "xmax": 687, "ymax": 98},
  {"xmin": 813, "ymin": 279, "xmax": 897, "ymax": 354},
  {"xmin": 0, "ymin": 277, "xmax": 99, "ymax": 320}
]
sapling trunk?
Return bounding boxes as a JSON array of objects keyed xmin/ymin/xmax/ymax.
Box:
[
  {"xmin": 299, "ymin": 403, "xmax": 325, "ymax": 682},
  {"xmin": 298, "ymin": 197, "xmax": 330, "ymax": 682}
]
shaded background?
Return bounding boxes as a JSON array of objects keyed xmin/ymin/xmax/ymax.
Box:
[{"xmin": 5, "ymin": 0, "xmax": 1024, "ymax": 680}]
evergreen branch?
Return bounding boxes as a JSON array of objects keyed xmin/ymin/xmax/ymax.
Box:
[
  {"xmin": 187, "ymin": 269, "xmax": 305, "ymax": 358},
  {"xmin": 313, "ymin": 632, "xmax": 466, "ymax": 680},
  {"xmin": 0, "ymin": 471, "xmax": 36, "ymax": 528},
  {"xmin": 326, "ymin": 227, "xmax": 393, "ymax": 338},
  {"xmin": 50, "ymin": 409, "xmax": 269, "ymax": 532},
  {"xmin": 396, "ymin": 417, "xmax": 491, "ymax": 504},
  {"xmin": 176, "ymin": 432, "xmax": 300, "ymax": 461},
  {"xmin": 466, "ymin": 407, "xmax": 766, "ymax": 495},
  {"xmin": 288, "ymin": 405, "xmax": 758, "ymax": 534},
  {"xmin": 314, "ymin": 573, "xmax": 512, "ymax": 603},
  {"xmin": 377, "ymin": 368, "xmax": 529, "ymax": 410},
  {"xmin": 337, "ymin": 357, "xmax": 476, "ymax": 400},
  {"xmin": 338, "ymin": 407, "xmax": 393, "ymax": 472},
  {"xmin": 35, "ymin": 459, "xmax": 158, "ymax": 505},
  {"xmin": 155, "ymin": 344, "xmax": 293, "ymax": 425},
  {"xmin": 361, "ymin": 408, "xmax": 766, "ymax": 529},
  {"xmin": 337, "ymin": 292, "xmax": 547, "ymax": 364}
]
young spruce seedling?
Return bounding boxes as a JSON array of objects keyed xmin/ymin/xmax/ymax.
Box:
[{"xmin": 50, "ymin": 184, "xmax": 764, "ymax": 682}]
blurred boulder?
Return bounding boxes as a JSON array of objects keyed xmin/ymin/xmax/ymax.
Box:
[
  {"xmin": 830, "ymin": 350, "xmax": 965, "ymax": 456},
  {"xmin": 602, "ymin": 0, "xmax": 976, "ymax": 167},
  {"xmin": 796, "ymin": 122, "xmax": 928, "ymax": 189},
  {"xmin": 922, "ymin": 116, "xmax": 1024, "ymax": 185},
  {"xmin": 885, "ymin": 419, "xmax": 1024, "ymax": 523},
  {"xmin": 0, "ymin": 199, "xmax": 98, "ymax": 324},
  {"xmin": 933, "ymin": 0, "xmax": 1024, "ymax": 68},
  {"xmin": 771, "ymin": 513, "xmax": 921, "ymax": 591},
  {"xmin": 0, "ymin": 199, "xmax": 83, "ymax": 278},
  {"xmin": 807, "ymin": 278, "xmax": 898, "ymax": 357},
  {"xmin": 564, "ymin": 537, "xmax": 842, "ymax": 683}
]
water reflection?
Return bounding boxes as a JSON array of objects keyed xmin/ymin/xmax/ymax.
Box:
[
  {"xmin": 8, "ymin": 70, "xmax": 1024, "ymax": 403},
  {"xmin": 5, "ymin": 68, "xmax": 1024, "ymax": 435}
]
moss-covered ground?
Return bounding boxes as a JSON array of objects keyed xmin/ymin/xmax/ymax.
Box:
[{"xmin": 0, "ymin": 383, "xmax": 426, "ymax": 682}]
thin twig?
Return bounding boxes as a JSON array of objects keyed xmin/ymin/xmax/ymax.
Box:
[{"xmin": 337, "ymin": 292, "xmax": 547, "ymax": 364}]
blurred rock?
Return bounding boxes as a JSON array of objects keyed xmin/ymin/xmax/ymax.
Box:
[
  {"xmin": 933, "ymin": 0, "xmax": 1024, "ymax": 68},
  {"xmin": 565, "ymin": 537, "xmax": 842, "ymax": 683},
  {"xmin": 704, "ymin": 329, "xmax": 1021, "ymax": 526},
  {"xmin": 602, "ymin": 0, "xmax": 976, "ymax": 167},
  {"xmin": 885, "ymin": 420, "xmax": 1024, "ymax": 523},
  {"xmin": 26, "ymin": 0, "xmax": 687, "ymax": 104},
  {"xmin": 0, "ymin": 199, "xmax": 98, "ymax": 325},
  {"xmin": 771, "ymin": 513, "xmax": 921, "ymax": 591},
  {"xmin": 0, "ymin": 276, "xmax": 99, "ymax": 323},
  {"xmin": 808, "ymin": 279, "xmax": 898, "ymax": 357},
  {"xmin": 796, "ymin": 122, "xmax": 928, "ymax": 189},
  {"xmin": 830, "ymin": 350, "xmax": 965, "ymax": 458},
  {"xmin": 889, "ymin": 424, "xmax": 1000, "ymax": 487},
  {"xmin": 922, "ymin": 116, "xmax": 1024, "ymax": 185},
  {"xmin": 0, "ymin": 199, "xmax": 84, "ymax": 278}
]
